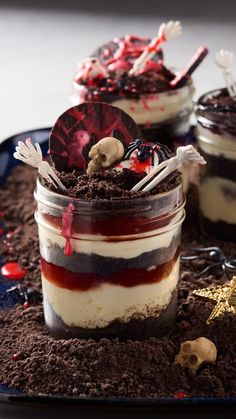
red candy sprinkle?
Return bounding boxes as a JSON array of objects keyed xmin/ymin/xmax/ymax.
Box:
[
  {"xmin": 23, "ymin": 301, "xmax": 29, "ymax": 309},
  {"xmin": 1, "ymin": 262, "xmax": 27, "ymax": 280},
  {"xmin": 6, "ymin": 231, "xmax": 14, "ymax": 239},
  {"xmin": 12, "ymin": 353, "xmax": 19, "ymax": 361},
  {"xmin": 175, "ymin": 391, "xmax": 188, "ymax": 399},
  {"xmin": 0, "ymin": 228, "xmax": 4, "ymax": 236}
]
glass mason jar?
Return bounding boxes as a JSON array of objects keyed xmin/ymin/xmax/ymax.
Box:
[
  {"xmin": 34, "ymin": 179, "xmax": 185, "ymax": 340},
  {"xmin": 70, "ymin": 81, "xmax": 195, "ymax": 148},
  {"xmin": 196, "ymin": 88, "xmax": 236, "ymax": 241}
]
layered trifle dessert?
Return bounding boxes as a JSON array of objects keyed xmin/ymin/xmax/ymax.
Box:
[
  {"xmin": 71, "ymin": 21, "xmax": 207, "ymax": 147},
  {"xmin": 28, "ymin": 102, "xmax": 187, "ymax": 340},
  {"xmin": 196, "ymin": 88, "xmax": 236, "ymax": 241}
]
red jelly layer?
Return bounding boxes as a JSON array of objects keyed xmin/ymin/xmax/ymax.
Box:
[
  {"xmin": 41, "ymin": 211, "xmax": 176, "ymax": 237},
  {"xmin": 41, "ymin": 248, "xmax": 179, "ymax": 291}
]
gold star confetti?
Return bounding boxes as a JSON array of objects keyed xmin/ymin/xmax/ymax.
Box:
[{"xmin": 193, "ymin": 276, "xmax": 236, "ymax": 324}]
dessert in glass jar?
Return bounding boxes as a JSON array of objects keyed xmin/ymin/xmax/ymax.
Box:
[
  {"xmin": 71, "ymin": 21, "xmax": 207, "ymax": 149},
  {"xmin": 15, "ymin": 102, "xmax": 206, "ymax": 339},
  {"xmin": 35, "ymin": 175, "xmax": 185, "ymax": 340},
  {"xmin": 196, "ymin": 88, "xmax": 236, "ymax": 241}
]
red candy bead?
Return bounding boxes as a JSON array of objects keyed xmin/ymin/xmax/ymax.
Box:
[
  {"xmin": 12, "ymin": 353, "xmax": 19, "ymax": 361},
  {"xmin": 1, "ymin": 262, "xmax": 27, "ymax": 280},
  {"xmin": 175, "ymin": 391, "xmax": 188, "ymax": 399},
  {"xmin": 23, "ymin": 301, "xmax": 29, "ymax": 309},
  {"xmin": 6, "ymin": 231, "xmax": 14, "ymax": 239}
]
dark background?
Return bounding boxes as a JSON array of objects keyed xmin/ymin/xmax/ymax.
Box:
[{"xmin": 1, "ymin": 0, "xmax": 236, "ymax": 19}]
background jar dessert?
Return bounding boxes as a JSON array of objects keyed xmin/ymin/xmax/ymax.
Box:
[
  {"xmin": 196, "ymin": 88, "xmax": 236, "ymax": 241},
  {"xmin": 70, "ymin": 30, "xmax": 198, "ymax": 150},
  {"xmin": 34, "ymin": 179, "xmax": 185, "ymax": 340},
  {"xmin": 71, "ymin": 79, "xmax": 195, "ymax": 148}
]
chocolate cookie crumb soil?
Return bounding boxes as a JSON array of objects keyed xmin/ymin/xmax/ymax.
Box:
[{"xmin": 0, "ymin": 165, "xmax": 236, "ymax": 398}]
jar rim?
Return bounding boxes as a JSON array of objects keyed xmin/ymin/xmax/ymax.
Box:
[{"xmin": 197, "ymin": 87, "xmax": 236, "ymax": 114}]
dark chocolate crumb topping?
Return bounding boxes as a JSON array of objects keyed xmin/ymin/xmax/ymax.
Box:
[{"xmin": 42, "ymin": 168, "xmax": 182, "ymax": 200}]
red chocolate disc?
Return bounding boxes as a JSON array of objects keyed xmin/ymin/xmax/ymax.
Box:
[{"xmin": 49, "ymin": 102, "xmax": 143, "ymax": 172}]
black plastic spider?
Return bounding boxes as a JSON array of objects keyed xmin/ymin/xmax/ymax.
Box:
[
  {"xmin": 181, "ymin": 246, "xmax": 236, "ymax": 279},
  {"xmin": 0, "ymin": 284, "xmax": 42, "ymax": 307},
  {"xmin": 124, "ymin": 139, "xmax": 172, "ymax": 165}
]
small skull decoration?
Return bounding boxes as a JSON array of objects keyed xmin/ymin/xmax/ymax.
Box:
[
  {"xmin": 175, "ymin": 337, "xmax": 217, "ymax": 370},
  {"xmin": 87, "ymin": 137, "xmax": 125, "ymax": 177}
]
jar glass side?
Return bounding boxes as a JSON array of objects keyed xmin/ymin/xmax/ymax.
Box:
[
  {"xmin": 196, "ymin": 88, "xmax": 236, "ymax": 241},
  {"xmin": 35, "ymin": 179, "xmax": 185, "ymax": 339}
]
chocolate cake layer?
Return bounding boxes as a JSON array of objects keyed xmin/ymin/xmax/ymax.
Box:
[
  {"xmin": 43, "ymin": 291, "xmax": 177, "ymax": 340},
  {"xmin": 39, "ymin": 233, "xmax": 180, "ymax": 275},
  {"xmin": 199, "ymin": 149, "xmax": 236, "ymax": 182},
  {"xmin": 197, "ymin": 115, "xmax": 236, "ymax": 137},
  {"xmin": 200, "ymin": 214, "xmax": 236, "ymax": 242}
]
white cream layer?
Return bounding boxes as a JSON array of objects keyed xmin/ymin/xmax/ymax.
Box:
[
  {"xmin": 199, "ymin": 176, "xmax": 236, "ymax": 224},
  {"xmin": 197, "ymin": 125, "xmax": 236, "ymax": 160},
  {"xmin": 42, "ymin": 258, "xmax": 179, "ymax": 329},
  {"xmin": 110, "ymin": 85, "xmax": 194, "ymax": 126},
  {"xmin": 38, "ymin": 222, "xmax": 179, "ymax": 259},
  {"xmin": 71, "ymin": 82, "xmax": 194, "ymax": 126}
]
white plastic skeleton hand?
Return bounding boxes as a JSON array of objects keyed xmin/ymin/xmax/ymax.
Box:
[
  {"xmin": 13, "ymin": 138, "xmax": 66, "ymax": 191},
  {"xmin": 176, "ymin": 145, "xmax": 206, "ymax": 165},
  {"xmin": 159, "ymin": 20, "xmax": 182, "ymax": 42},
  {"xmin": 132, "ymin": 145, "xmax": 206, "ymax": 192},
  {"xmin": 130, "ymin": 21, "xmax": 182, "ymax": 76},
  {"xmin": 215, "ymin": 49, "xmax": 236, "ymax": 97}
]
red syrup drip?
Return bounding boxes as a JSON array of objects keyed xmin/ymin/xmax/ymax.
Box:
[
  {"xmin": 100, "ymin": 35, "xmax": 164, "ymax": 76},
  {"xmin": 61, "ymin": 203, "xmax": 75, "ymax": 256},
  {"xmin": 41, "ymin": 248, "xmax": 179, "ymax": 291},
  {"xmin": 105, "ymin": 35, "xmax": 147, "ymax": 69},
  {"xmin": 130, "ymin": 156, "xmax": 152, "ymax": 173},
  {"xmin": 141, "ymin": 96, "xmax": 151, "ymax": 111},
  {"xmin": 1, "ymin": 262, "xmax": 27, "ymax": 281},
  {"xmin": 116, "ymin": 155, "xmax": 152, "ymax": 174}
]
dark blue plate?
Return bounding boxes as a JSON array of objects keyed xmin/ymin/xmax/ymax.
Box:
[{"xmin": 0, "ymin": 128, "xmax": 235, "ymax": 418}]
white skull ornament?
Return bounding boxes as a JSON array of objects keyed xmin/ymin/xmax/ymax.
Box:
[
  {"xmin": 87, "ymin": 137, "xmax": 124, "ymax": 177},
  {"xmin": 175, "ymin": 337, "xmax": 217, "ymax": 370}
]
